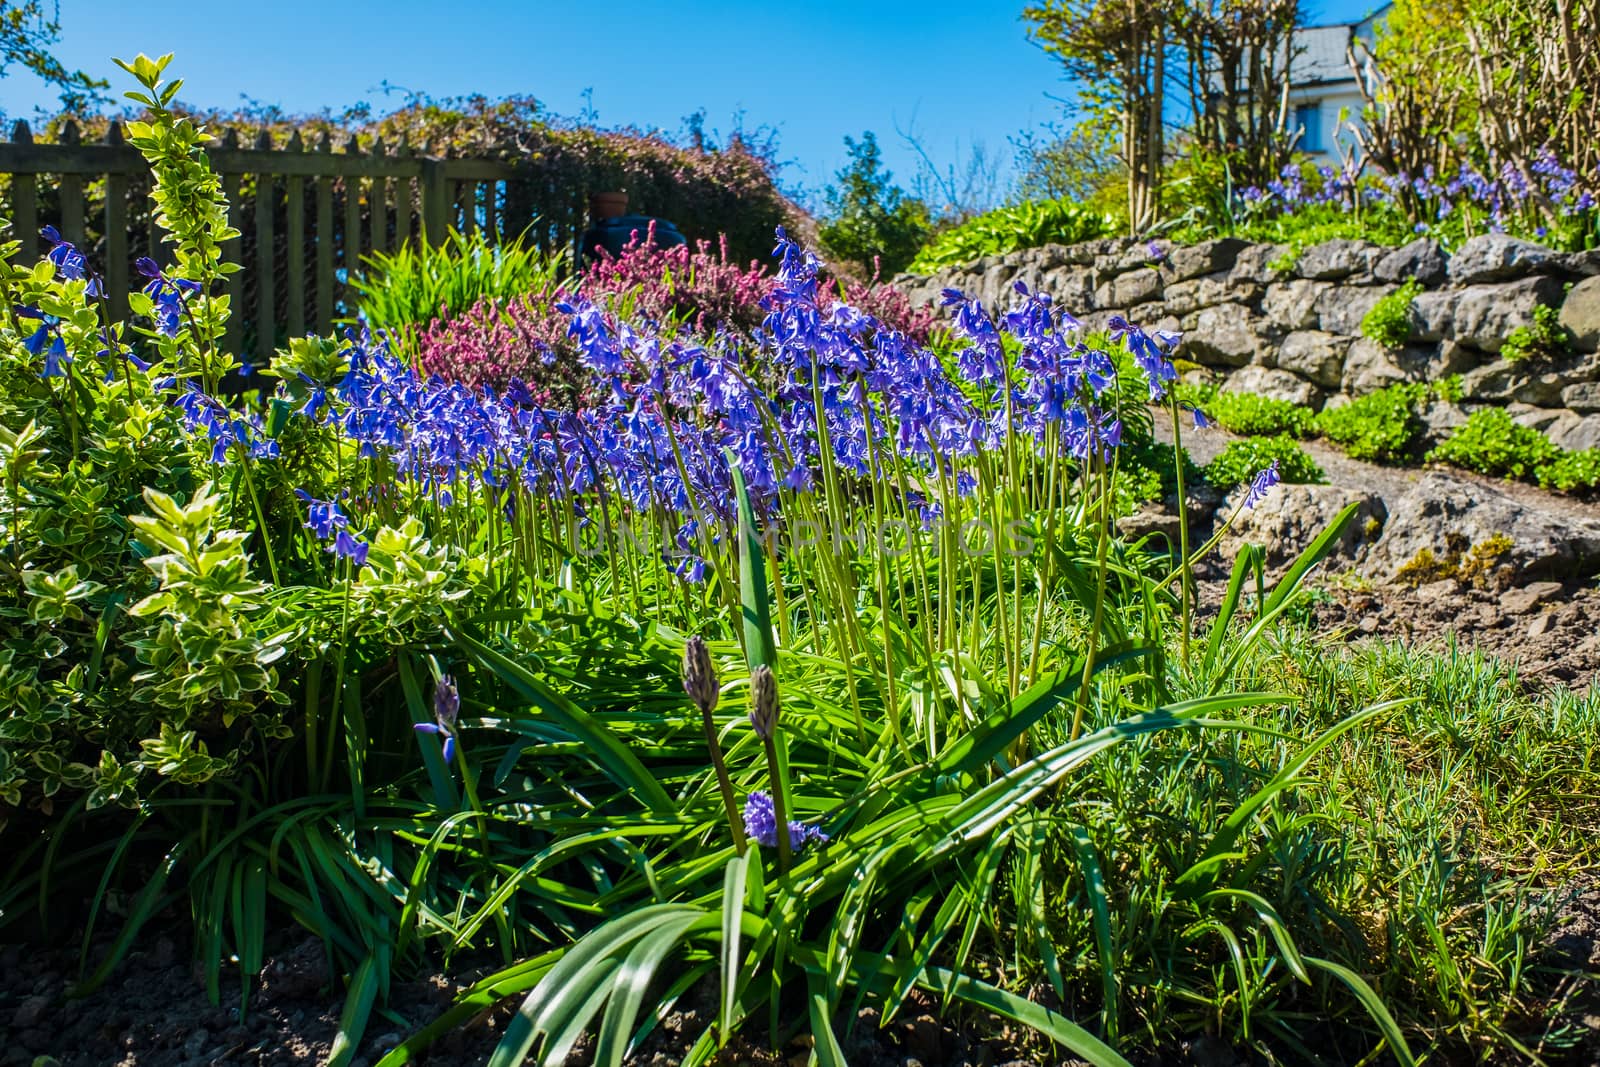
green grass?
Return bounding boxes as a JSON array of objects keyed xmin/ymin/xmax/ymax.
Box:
[{"xmin": 347, "ymin": 226, "xmax": 570, "ymax": 334}]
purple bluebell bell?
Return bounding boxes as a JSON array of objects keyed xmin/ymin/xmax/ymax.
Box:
[
  {"xmin": 1243, "ymin": 460, "xmax": 1281, "ymax": 509},
  {"xmin": 742, "ymin": 790, "xmax": 827, "ymax": 851},
  {"xmin": 414, "ymin": 675, "xmax": 459, "ymax": 762},
  {"xmin": 40, "ymin": 226, "xmax": 101, "ymax": 294}
]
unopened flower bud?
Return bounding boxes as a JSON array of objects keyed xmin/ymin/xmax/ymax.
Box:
[
  {"xmin": 434, "ymin": 675, "xmax": 460, "ymax": 728},
  {"xmin": 682, "ymin": 636, "xmax": 719, "ymax": 715},
  {"xmin": 749, "ymin": 664, "xmax": 778, "ymax": 741}
]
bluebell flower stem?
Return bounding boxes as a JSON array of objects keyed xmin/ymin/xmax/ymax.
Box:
[
  {"xmin": 236, "ymin": 445, "xmax": 282, "ymax": 588},
  {"xmin": 701, "ymin": 704, "xmax": 747, "ymax": 855},
  {"xmin": 1070, "ymin": 455, "xmax": 1112, "ymax": 743},
  {"xmin": 1168, "ymin": 394, "xmax": 1194, "ymax": 664},
  {"xmin": 762, "ymin": 732, "xmax": 792, "ymax": 874}
]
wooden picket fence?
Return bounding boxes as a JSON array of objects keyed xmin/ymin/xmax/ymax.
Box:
[{"xmin": 1, "ymin": 118, "xmax": 589, "ymax": 358}]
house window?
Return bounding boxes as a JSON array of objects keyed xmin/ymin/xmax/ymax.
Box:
[{"xmin": 1296, "ymin": 104, "xmax": 1323, "ymax": 152}]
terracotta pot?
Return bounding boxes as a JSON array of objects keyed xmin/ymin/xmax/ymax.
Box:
[{"xmin": 589, "ymin": 191, "xmax": 628, "ymax": 221}]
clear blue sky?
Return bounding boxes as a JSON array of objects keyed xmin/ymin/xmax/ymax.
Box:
[{"xmin": 4, "ymin": 0, "xmax": 1378, "ymax": 210}]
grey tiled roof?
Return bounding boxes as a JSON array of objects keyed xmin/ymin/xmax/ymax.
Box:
[
  {"xmin": 1291, "ymin": 3, "xmax": 1391, "ymax": 88},
  {"xmin": 1294, "ymin": 24, "xmax": 1358, "ymax": 86}
]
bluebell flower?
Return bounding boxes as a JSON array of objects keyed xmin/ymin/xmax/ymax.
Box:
[
  {"xmin": 414, "ymin": 675, "xmax": 459, "ymax": 762},
  {"xmin": 41, "ymin": 226, "xmax": 96, "ymax": 292},
  {"xmin": 1243, "ymin": 460, "xmax": 1281, "ymax": 508},
  {"xmin": 42, "ymin": 335, "xmax": 69, "ymax": 378},
  {"xmin": 742, "ymin": 790, "xmax": 827, "ymax": 851}
]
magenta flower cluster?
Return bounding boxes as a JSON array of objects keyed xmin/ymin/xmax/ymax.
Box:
[{"xmin": 415, "ymin": 232, "xmax": 939, "ymax": 393}]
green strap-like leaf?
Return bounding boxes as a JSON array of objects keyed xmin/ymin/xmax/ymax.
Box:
[
  {"xmin": 451, "ymin": 628, "xmax": 677, "ymax": 816},
  {"xmin": 919, "ymin": 966, "xmax": 1129, "ymax": 1067},
  {"xmin": 729, "ymin": 452, "xmax": 777, "ymax": 670}
]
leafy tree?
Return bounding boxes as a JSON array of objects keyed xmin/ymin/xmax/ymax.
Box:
[
  {"xmin": 1011, "ymin": 118, "xmax": 1126, "ymax": 214},
  {"xmin": 817, "ymin": 131, "xmax": 931, "ymax": 278},
  {"xmin": 1171, "ymin": 0, "xmax": 1302, "ymax": 191},
  {"xmin": 1024, "ymin": 0, "xmax": 1171, "ymax": 232},
  {"xmin": 0, "ymin": 0, "xmax": 108, "ymax": 114}
]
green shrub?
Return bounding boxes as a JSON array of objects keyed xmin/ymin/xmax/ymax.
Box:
[
  {"xmin": 1500, "ymin": 303, "xmax": 1568, "ymax": 362},
  {"xmin": 348, "ymin": 228, "xmax": 569, "ymax": 333},
  {"xmin": 1180, "ymin": 384, "xmax": 1315, "ymax": 437},
  {"xmin": 1360, "ymin": 279, "xmax": 1422, "ymax": 350},
  {"xmin": 817, "ymin": 131, "xmax": 932, "ymax": 277},
  {"xmin": 1203, "ymin": 435, "xmax": 1325, "ymax": 490},
  {"xmin": 1313, "ymin": 383, "xmax": 1426, "ymax": 463},
  {"xmin": 1537, "ymin": 448, "xmax": 1600, "ymax": 492},
  {"xmin": 907, "ymin": 197, "xmax": 1115, "ymax": 273},
  {"xmin": 1426, "ymin": 407, "xmax": 1561, "ymax": 480}
]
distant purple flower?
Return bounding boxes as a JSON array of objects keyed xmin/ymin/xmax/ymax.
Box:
[
  {"xmin": 294, "ymin": 489, "xmax": 369, "ymax": 566},
  {"xmin": 41, "ymin": 226, "xmax": 99, "ymax": 294},
  {"xmin": 742, "ymin": 790, "xmax": 828, "ymax": 851},
  {"xmin": 1243, "ymin": 460, "xmax": 1281, "ymax": 508},
  {"xmin": 414, "ymin": 675, "xmax": 459, "ymax": 762}
]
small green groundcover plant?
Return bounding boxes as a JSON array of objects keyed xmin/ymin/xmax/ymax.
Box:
[
  {"xmin": 1500, "ymin": 303, "xmax": 1569, "ymax": 363},
  {"xmin": 1178, "ymin": 383, "xmax": 1314, "ymax": 437},
  {"xmin": 907, "ymin": 197, "xmax": 1115, "ymax": 273},
  {"xmin": 1315, "ymin": 383, "xmax": 1431, "ymax": 463},
  {"xmin": 1203, "ymin": 434, "xmax": 1325, "ymax": 490},
  {"xmin": 1359, "ymin": 279, "xmax": 1423, "ymax": 350},
  {"xmin": 4, "ymin": 54, "xmax": 1595, "ymax": 1067},
  {"xmin": 1425, "ymin": 407, "xmax": 1562, "ymax": 480}
]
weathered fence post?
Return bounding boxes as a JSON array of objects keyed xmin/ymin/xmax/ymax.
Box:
[
  {"xmin": 394, "ymin": 137, "xmax": 413, "ymax": 249},
  {"xmin": 315, "ymin": 131, "xmax": 334, "ymax": 333},
  {"xmin": 421, "ymin": 157, "xmax": 448, "ymax": 246},
  {"xmin": 369, "ymin": 137, "xmax": 387, "ymax": 258},
  {"xmin": 10, "ymin": 122, "xmax": 37, "ymax": 263},
  {"xmin": 284, "ymin": 132, "xmax": 306, "ymax": 337},
  {"xmin": 103, "ymin": 122, "xmax": 129, "ymax": 324},
  {"xmin": 219, "ymin": 128, "xmax": 244, "ymax": 356},
  {"xmin": 58, "ymin": 121, "xmax": 85, "ymax": 249},
  {"xmin": 253, "ymin": 131, "xmax": 276, "ymax": 361},
  {"xmin": 343, "ymin": 135, "xmax": 362, "ymax": 317}
]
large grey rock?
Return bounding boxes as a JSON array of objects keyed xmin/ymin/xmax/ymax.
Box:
[
  {"xmin": 1561, "ymin": 276, "xmax": 1600, "ymax": 353},
  {"xmin": 1341, "ymin": 338, "xmax": 1413, "ymax": 395},
  {"xmin": 1457, "ymin": 361, "xmax": 1567, "ymax": 406},
  {"xmin": 1275, "ymin": 330, "xmax": 1351, "ymax": 389},
  {"xmin": 1222, "ymin": 365, "xmax": 1325, "ymax": 408},
  {"xmin": 1556, "ymin": 249, "xmax": 1600, "ymax": 278},
  {"xmin": 1375, "ymin": 239, "xmax": 1448, "ymax": 286},
  {"xmin": 1094, "ymin": 268, "xmax": 1162, "ymax": 309},
  {"xmin": 1432, "ymin": 340, "xmax": 1492, "ymax": 377},
  {"xmin": 1229, "ymin": 243, "xmax": 1290, "ymax": 287},
  {"xmin": 1167, "ymin": 238, "xmax": 1248, "ymax": 282},
  {"xmin": 1163, "ymin": 273, "xmax": 1237, "ymax": 317},
  {"xmin": 1416, "ymin": 400, "xmax": 1471, "ymax": 448},
  {"xmin": 1186, "ymin": 304, "xmax": 1266, "ymax": 367},
  {"xmin": 1295, "ymin": 238, "xmax": 1381, "ymax": 281},
  {"xmin": 1368, "ymin": 471, "xmax": 1600, "ymax": 581},
  {"xmin": 1544, "ymin": 412, "xmax": 1600, "ymax": 452},
  {"xmin": 1221, "ymin": 484, "xmax": 1386, "ymax": 571},
  {"xmin": 1508, "ymin": 402, "xmax": 1566, "ymax": 433},
  {"xmin": 1042, "ymin": 266, "xmax": 1096, "ymax": 310},
  {"xmin": 1451, "ymin": 276, "xmax": 1566, "ymax": 353},
  {"xmin": 1562, "ymin": 381, "xmax": 1600, "ymax": 414},
  {"xmin": 1447, "ymin": 234, "xmax": 1556, "ymax": 284},
  {"xmin": 1262, "ymin": 279, "xmax": 1333, "ymax": 331},
  {"xmin": 1408, "ymin": 290, "xmax": 1456, "ymax": 342},
  {"xmin": 1316, "ymin": 283, "xmax": 1399, "ymax": 336}
]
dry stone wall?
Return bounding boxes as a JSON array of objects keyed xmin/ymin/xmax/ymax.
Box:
[{"xmin": 895, "ymin": 234, "xmax": 1600, "ymax": 450}]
